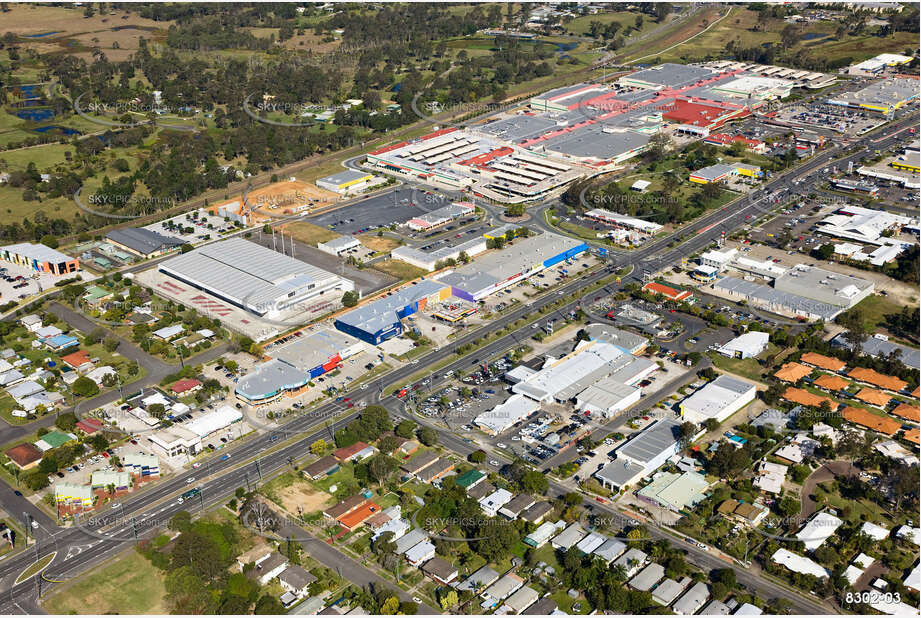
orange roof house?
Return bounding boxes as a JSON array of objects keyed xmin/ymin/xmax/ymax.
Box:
[
  {"xmin": 911, "ymin": 386, "xmax": 919, "ymax": 399},
  {"xmin": 800, "ymin": 353, "xmax": 846, "ymax": 373},
  {"xmin": 170, "ymin": 378, "xmax": 202, "ymax": 395},
  {"xmin": 61, "ymin": 350, "xmax": 93, "ymax": 371},
  {"xmin": 642, "ymin": 282, "xmax": 692, "ymax": 301},
  {"xmin": 813, "ymin": 374, "xmax": 850, "ymax": 392},
  {"xmin": 903, "ymin": 427, "xmax": 920, "ymax": 445},
  {"xmin": 848, "ymin": 368, "xmax": 907, "ymax": 393},
  {"xmin": 5, "ymin": 443, "xmax": 42, "ymax": 469},
  {"xmin": 891, "ymin": 403, "xmax": 921, "ymax": 422},
  {"xmin": 774, "ymin": 363, "xmax": 812, "ymax": 383},
  {"xmin": 855, "ymin": 388, "xmax": 892, "ymax": 407},
  {"xmin": 841, "ymin": 406, "xmax": 900, "ymax": 436},
  {"xmin": 337, "ymin": 502, "xmax": 380, "ymax": 531},
  {"xmin": 782, "ymin": 387, "xmax": 838, "ymax": 410}
]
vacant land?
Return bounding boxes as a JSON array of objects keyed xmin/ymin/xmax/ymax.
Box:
[
  {"xmin": 370, "ymin": 259, "xmax": 427, "ymax": 281},
  {"xmin": 358, "ymin": 234, "xmax": 400, "ymax": 253},
  {"xmin": 278, "ymin": 221, "xmax": 339, "ymax": 246},
  {"xmin": 43, "ymin": 550, "xmax": 166, "ymax": 615}
]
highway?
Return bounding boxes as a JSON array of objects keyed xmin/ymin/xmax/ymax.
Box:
[{"xmin": 0, "ymin": 111, "xmax": 913, "ymax": 614}]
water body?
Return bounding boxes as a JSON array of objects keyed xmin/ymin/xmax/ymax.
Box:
[
  {"xmin": 801, "ymin": 32, "xmax": 826, "ymax": 41},
  {"xmin": 23, "ymin": 31, "xmax": 61, "ymax": 38},
  {"xmin": 550, "ymin": 41, "xmax": 579, "ymax": 53},
  {"xmin": 15, "ymin": 108, "xmax": 56, "ymax": 122},
  {"xmin": 33, "ymin": 125, "xmax": 81, "ymax": 136}
]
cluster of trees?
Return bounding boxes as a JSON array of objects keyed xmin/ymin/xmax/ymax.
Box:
[
  {"xmin": 138, "ymin": 510, "xmax": 285, "ymax": 614},
  {"xmin": 333, "ymin": 405, "xmax": 392, "ymax": 448}
]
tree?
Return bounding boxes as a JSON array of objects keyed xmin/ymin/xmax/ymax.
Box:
[
  {"xmin": 165, "ymin": 566, "xmax": 212, "ymax": 614},
  {"xmin": 72, "ymin": 376, "xmax": 100, "ymax": 398},
  {"xmin": 519, "ymin": 469, "xmax": 548, "ymax": 494},
  {"xmin": 103, "ymin": 336, "xmax": 119, "ymax": 353},
  {"xmin": 311, "ymin": 439, "xmax": 328, "ymax": 456},
  {"xmin": 395, "ymin": 419, "xmax": 416, "ymax": 439},
  {"xmin": 169, "ymin": 510, "xmax": 193, "ymax": 533},
  {"xmin": 341, "ymin": 291, "xmax": 359, "ymax": 308},
  {"xmin": 417, "ymin": 427, "xmax": 437, "ymax": 447},
  {"xmin": 148, "ymin": 403, "xmax": 166, "ymax": 419},
  {"xmin": 369, "ymin": 455, "xmax": 398, "ymax": 483},
  {"xmin": 837, "ymin": 308, "xmax": 869, "ymax": 350},
  {"xmin": 254, "ymin": 595, "xmax": 285, "ymax": 614},
  {"xmin": 704, "ymin": 418, "xmax": 720, "ymax": 432},
  {"xmin": 469, "ymin": 449, "xmax": 487, "ymax": 464},
  {"xmin": 778, "ymin": 495, "xmax": 800, "ymax": 516},
  {"xmin": 438, "ymin": 589, "xmax": 458, "ymax": 610},
  {"xmin": 55, "ymin": 412, "xmax": 78, "ymax": 432}
]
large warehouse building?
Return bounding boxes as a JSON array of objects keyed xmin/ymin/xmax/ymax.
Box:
[
  {"xmin": 436, "ymin": 233, "xmax": 588, "ymax": 301},
  {"xmin": 773, "ymin": 265, "xmax": 874, "ymax": 309},
  {"xmin": 335, "ymin": 280, "xmax": 450, "ymax": 345},
  {"xmin": 159, "ymin": 237, "xmax": 354, "ymax": 318}
]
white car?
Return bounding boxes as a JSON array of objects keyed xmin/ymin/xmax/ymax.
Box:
[
  {"xmin": 496, "ymin": 442, "xmax": 507, "ymax": 449},
  {"xmin": 361, "ymin": 384, "xmax": 368, "ymax": 390},
  {"xmin": 489, "ymin": 460, "xmax": 500, "ymax": 467},
  {"xmin": 186, "ymin": 477, "xmax": 195, "ymax": 484}
]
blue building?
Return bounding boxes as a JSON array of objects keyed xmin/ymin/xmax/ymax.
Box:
[{"xmin": 334, "ymin": 280, "xmax": 450, "ymax": 345}]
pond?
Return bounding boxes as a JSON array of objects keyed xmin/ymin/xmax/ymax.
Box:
[
  {"xmin": 33, "ymin": 125, "xmax": 81, "ymax": 136},
  {"xmin": 801, "ymin": 32, "xmax": 827, "ymax": 41},
  {"xmin": 15, "ymin": 108, "xmax": 56, "ymax": 122},
  {"xmin": 23, "ymin": 31, "xmax": 61, "ymax": 38}
]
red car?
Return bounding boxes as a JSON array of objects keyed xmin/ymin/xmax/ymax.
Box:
[
  {"xmin": 102, "ymin": 452, "xmax": 109, "ymax": 458},
  {"xmin": 396, "ymin": 389, "xmax": 408, "ymax": 398}
]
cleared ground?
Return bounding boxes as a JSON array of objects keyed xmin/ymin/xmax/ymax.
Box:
[
  {"xmin": 278, "ymin": 221, "xmax": 339, "ymax": 245},
  {"xmin": 42, "ymin": 550, "xmax": 167, "ymax": 615},
  {"xmin": 358, "ymin": 234, "xmax": 401, "ymax": 253},
  {"xmin": 370, "ymin": 259, "xmax": 427, "ymax": 281}
]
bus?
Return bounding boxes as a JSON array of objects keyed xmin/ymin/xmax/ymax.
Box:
[{"xmin": 178, "ymin": 488, "xmax": 201, "ymax": 503}]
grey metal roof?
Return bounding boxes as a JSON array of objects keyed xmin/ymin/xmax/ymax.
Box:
[
  {"xmin": 541, "ymin": 126, "xmax": 650, "ymax": 160},
  {"xmin": 319, "ymin": 236, "xmax": 361, "ymax": 251},
  {"xmin": 437, "ymin": 232, "xmax": 585, "ymax": 296},
  {"xmin": 235, "ymin": 359, "xmax": 308, "ymax": 399},
  {"xmin": 551, "ymin": 523, "xmax": 585, "ymax": 549},
  {"xmin": 320, "ymin": 169, "xmax": 372, "ymax": 185},
  {"xmin": 457, "ymin": 565, "xmax": 499, "ymax": 593},
  {"xmin": 595, "ymin": 459, "xmax": 645, "ymax": 487},
  {"xmin": 651, "ymin": 578, "xmax": 685, "ymax": 606},
  {"xmin": 336, "ymin": 280, "xmax": 446, "ymax": 336},
  {"xmin": 593, "ymin": 538, "xmax": 627, "ymax": 563},
  {"xmin": 159, "ymin": 237, "xmax": 345, "ymax": 312},
  {"xmin": 107, "ymin": 228, "xmax": 183, "ymax": 255},
  {"xmin": 481, "ymin": 115, "xmax": 559, "ymax": 142},
  {"xmin": 616, "ymin": 418, "xmax": 682, "ymax": 465},
  {"xmin": 692, "ymin": 163, "xmax": 736, "ymax": 181},
  {"xmin": 393, "ymin": 528, "xmax": 428, "ymax": 554},
  {"xmin": 629, "ymin": 563, "xmax": 665, "ymax": 591},
  {"xmin": 585, "ymin": 324, "xmax": 648, "ymax": 352},
  {"xmin": 623, "ymin": 63, "xmax": 716, "ymax": 89},
  {"xmin": 774, "ymin": 265, "xmax": 873, "ymax": 307},
  {"xmin": 576, "ymin": 378, "xmax": 640, "ymax": 411},
  {"xmin": 831, "ymin": 333, "xmax": 920, "ymax": 370},
  {"xmin": 267, "ymin": 328, "xmax": 361, "ymax": 373},
  {"xmin": 1, "ymin": 242, "xmax": 73, "ymax": 264},
  {"xmin": 713, "ymin": 276, "xmax": 841, "ymax": 321},
  {"xmin": 673, "ymin": 582, "xmax": 710, "ymax": 615}
]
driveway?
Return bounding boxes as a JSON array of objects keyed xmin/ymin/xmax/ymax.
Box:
[{"xmin": 798, "ymin": 460, "xmax": 860, "ymax": 522}]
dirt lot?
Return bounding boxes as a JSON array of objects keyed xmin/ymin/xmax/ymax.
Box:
[
  {"xmin": 247, "ymin": 180, "xmax": 339, "ymax": 216},
  {"xmin": 277, "ymin": 478, "xmax": 333, "ymax": 515},
  {"xmin": 358, "ymin": 234, "xmax": 401, "ymax": 254}
]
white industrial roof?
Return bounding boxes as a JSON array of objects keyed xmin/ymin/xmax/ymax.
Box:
[
  {"xmin": 681, "ymin": 375, "xmax": 756, "ymax": 422},
  {"xmin": 184, "ymin": 405, "xmax": 242, "ymax": 438},
  {"xmin": 718, "ymin": 332, "xmax": 769, "ymax": 357},
  {"xmin": 512, "ymin": 340, "xmax": 625, "ymax": 402},
  {"xmin": 474, "ymin": 394, "xmax": 539, "ymax": 435}
]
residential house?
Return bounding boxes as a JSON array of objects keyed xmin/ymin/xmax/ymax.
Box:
[
  {"xmin": 278, "ymin": 565, "xmax": 317, "ymax": 599},
  {"xmin": 323, "ymin": 494, "xmax": 368, "ymax": 521},
  {"xmin": 5, "ymin": 443, "xmax": 42, "ymax": 469},
  {"xmin": 479, "ymin": 488, "xmax": 514, "ymax": 517},
  {"xmin": 256, "ymin": 552, "xmax": 289, "ymax": 585},
  {"xmin": 421, "ymin": 556, "xmax": 458, "ymax": 585},
  {"xmin": 467, "ymin": 480, "xmax": 495, "ymax": 501},
  {"xmin": 525, "ymin": 520, "xmax": 565, "ymax": 548},
  {"xmin": 171, "ymin": 378, "xmax": 202, "ymax": 396},
  {"xmin": 333, "ymin": 441, "xmax": 376, "ymax": 463},
  {"xmin": 393, "ymin": 528, "xmax": 428, "ymax": 555},
  {"xmin": 592, "ymin": 538, "xmax": 627, "ymax": 564},
  {"xmin": 457, "ymin": 566, "xmax": 500, "ymax": 593},
  {"xmin": 499, "ymin": 494, "xmax": 535, "ymax": 519},
  {"xmin": 454, "ymin": 469, "xmax": 486, "ymax": 491},
  {"xmin": 673, "ymin": 582, "xmax": 710, "ymax": 615},
  {"xmin": 628, "ymin": 563, "xmax": 665, "ymax": 592},
  {"xmin": 404, "ymin": 540, "xmax": 435, "ymax": 566},
  {"xmin": 304, "ymin": 455, "xmax": 340, "ymax": 480},
  {"xmin": 417, "ymin": 457, "xmax": 454, "ymax": 484},
  {"xmin": 612, "ymin": 548, "xmax": 648, "ymax": 578},
  {"xmin": 400, "ymin": 450, "xmax": 440, "ymax": 478},
  {"xmin": 651, "ymin": 577, "xmax": 688, "ymax": 606},
  {"xmin": 500, "ymin": 585, "xmax": 539, "ymax": 614},
  {"xmin": 551, "ymin": 523, "xmax": 586, "ymax": 551},
  {"xmin": 519, "ymin": 501, "xmax": 553, "ymax": 524}
]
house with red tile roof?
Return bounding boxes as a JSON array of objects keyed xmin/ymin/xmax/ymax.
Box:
[
  {"xmin": 891, "ymin": 403, "xmax": 920, "ymax": 422},
  {"xmin": 5, "ymin": 443, "xmax": 42, "ymax": 469},
  {"xmin": 642, "ymin": 281, "xmax": 692, "ymax": 302},
  {"xmin": 75, "ymin": 417, "xmax": 104, "ymax": 435},
  {"xmin": 61, "ymin": 350, "xmax": 93, "ymax": 373},
  {"xmin": 848, "ymin": 368, "xmax": 907, "ymax": 393},
  {"xmin": 841, "ymin": 406, "xmax": 900, "ymax": 436},
  {"xmin": 333, "ymin": 441, "xmax": 376, "ymax": 463},
  {"xmin": 800, "ymin": 353, "xmax": 846, "ymax": 373},
  {"xmin": 170, "ymin": 378, "xmax": 202, "ymax": 395}
]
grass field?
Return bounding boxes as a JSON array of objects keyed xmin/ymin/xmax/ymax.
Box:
[
  {"xmin": 42, "ymin": 550, "xmax": 166, "ymax": 614},
  {"xmin": 844, "ymin": 294, "xmax": 904, "ymax": 331},
  {"xmin": 708, "ymin": 346, "xmax": 777, "ymax": 384},
  {"xmin": 564, "ymin": 10, "xmax": 652, "ymax": 37},
  {"xmin": 370, "ymin": 259, "xmax": 427, "ymax": 281},
  {"xmin": 358, "ymin": 234, "xmax": 400, "ymax": 254},
  {"xmin": 279, "ymin": 221, "xmax": 339, "ymax": 245},
  {"xmin": 16, "ymin": 552, "xmax": 55, "ymax": 585}
]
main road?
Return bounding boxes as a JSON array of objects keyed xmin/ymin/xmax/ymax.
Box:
[{"xmin": 0, "ymin": 113, "xmax": 912, "ymax": 614}]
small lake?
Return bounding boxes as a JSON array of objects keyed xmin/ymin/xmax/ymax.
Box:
[
  {"xmin": 23, "ymin": 31, "xmax": 61, "ymax": 38},
  {"xmin": 801, "ymin": 32, "xmax": 827, "ymax": 41},
  {"xmin": 33, "ymin": 125, "xmax": 81, "ymax": 136},
  {"xmin": 15, "ymin": 108, "xmax": 56, "ymax": 122}
]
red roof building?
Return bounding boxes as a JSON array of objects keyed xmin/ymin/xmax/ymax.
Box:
[
  {"xmin": 659, "ymin": 99, "xmax": 750, "ymax": 130},
  {"xmin": 170, "ymin": 378, "xmax": 202, "ymax": 395},
  {"xmin": 642, "ymin": 281, "xmax": 692, "ymax": 301},
  {"xmin": 61, "ymin": 350, "xmax": 93, "ymax": 372},
  {"xmin": 333, "ymin": 441, "xmax": 371, "ymax": 462},
  {"xmin": 76, "ymin": 417, "xmax": 104, "ymax": 435},
  {"xmin": 5, "ymin": 443, "xmax": 42, "ymax": 469}
]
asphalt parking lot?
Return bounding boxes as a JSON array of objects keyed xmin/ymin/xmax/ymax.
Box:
[
  {"xmin": 306, "ymin": 188, "xmax": 430, "ymax": 235},
  {"xmin": 0, "ymin": 262, "xmax": 68, "ymax": 304}
]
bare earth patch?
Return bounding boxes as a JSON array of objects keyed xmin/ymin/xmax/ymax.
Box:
[{"xmin": 278, "ymin": 479, "xmax": 333, "ymax": 515}]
